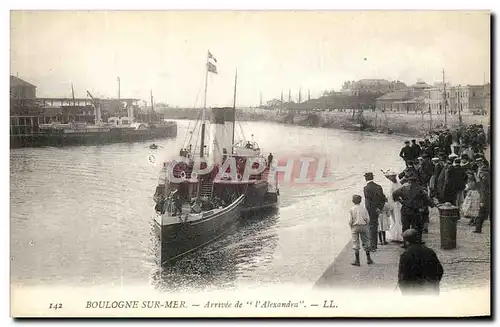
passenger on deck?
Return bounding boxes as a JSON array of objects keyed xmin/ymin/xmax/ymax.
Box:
[
  {"xmin": 222, "ymin": 148, "xmax": 228, "ymax": 163},
  {"xmin": 267, "ymin": 153, "xmax": 273, "ymax": 167}
]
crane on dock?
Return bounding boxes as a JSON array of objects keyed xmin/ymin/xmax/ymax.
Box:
[{"xmin": 86, "ymin": 91, "xmax": 102, "ymax": 125}]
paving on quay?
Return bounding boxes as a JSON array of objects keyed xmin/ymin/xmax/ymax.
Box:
[{"xmin": 314, "ymin": 209, "xmax": 491, "ymax": 292}]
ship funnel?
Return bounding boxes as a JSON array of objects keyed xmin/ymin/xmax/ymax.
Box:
[
  {"xmin": 210, "ymin": 107, "xmax": 227, "ymax": 165},
  {"xmin": 127, "ymin": 103, "xmax": 134, "ymax": 123}
]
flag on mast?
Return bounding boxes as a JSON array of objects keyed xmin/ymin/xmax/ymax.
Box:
[
  {"xmin": 207, "ymin": 51, "xmax": 218, "ymax": 74},
  {"xmin": 207, "ymin": 62, "xmax": 218, "ymax": 74},
  {"xmin": 208, "ymin": 51, "xmax": 217, "ymax": 63}
]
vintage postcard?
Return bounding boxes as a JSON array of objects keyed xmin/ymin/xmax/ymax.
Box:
[{"xmin": 9, "ymin": 10, "xmax": 491, "ymax": 317}]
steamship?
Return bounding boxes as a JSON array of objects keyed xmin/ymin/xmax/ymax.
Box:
[{"xmin": 152, "ymin": 52, "xmax": 279, "ymax": 265}]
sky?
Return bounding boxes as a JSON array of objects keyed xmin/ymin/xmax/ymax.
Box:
[{"xmin": 10, "ymin": 10, "xmax": 491, "ymax": 107}]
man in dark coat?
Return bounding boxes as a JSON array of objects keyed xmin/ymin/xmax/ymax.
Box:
[
  {"xmin": 410, "ymin": 139, "xmax": 421, "ymax": 161},
  {"xmin": 398, "ymin": 160, "xmax": 419, "ymax": 185},
  {"xmin": 474, "ymin": 159, "xmax": 490, "ymax": 233},
  {"xmin": 392, "ymin": 173, "xmax": 433, "ymax": 246},
  {"xmin": 431, "ymin": 153, "xmax": 446, "ymax": 197},
  {"xmin": 398, "ymin": 229, "xmax": 444, "ymax": 295},
  {"xmin": 445, "ymin": 130, "xmax": 453, "ymax": 154},
  {"xmin": 418, "ymin": 154, "xmax": 434, "ymax": 190},
  {"xmin": 399, "ymin": 141, "xmax": 413, "ymax": 166},
  {"xmin": 363, "ymin": 172, "xmax": 387, "ymax": 251},
  {"xmin": 424, "ymin": 139, "xmax": 434, "ymax": 157},
  {"xmin": 417, "ymin": 154, "xmax": 434, "ymax": 233},
  {"xmin": 443, "ymin": 158, "xmax": 465, "ymax": 206},
  {"xmin": 436, "ymin": 155, "xmax": 455, "ymax": 203}
]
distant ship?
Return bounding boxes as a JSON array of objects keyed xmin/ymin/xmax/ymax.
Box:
[
  {"xmin": 10, "ymin": 91, "xmax": 177, "ymax": 148},
  {"xmin": 152, "ymin": 52, "xmax": 279, "ymax": 265}
]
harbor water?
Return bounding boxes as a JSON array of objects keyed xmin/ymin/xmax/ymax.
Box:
[{"xmin": 10, "ymin": 120, "xmax": 408, "ymax": 293}]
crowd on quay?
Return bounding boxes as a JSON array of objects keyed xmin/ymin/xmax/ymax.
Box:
[{"xmin": 347, "ymin": 123, "xmax": 490, "ymax": 295}]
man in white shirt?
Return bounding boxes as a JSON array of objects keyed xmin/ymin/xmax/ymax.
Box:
[{"xmin": 349, "ymin": 194, "xmax": 374, "ymax": 266}]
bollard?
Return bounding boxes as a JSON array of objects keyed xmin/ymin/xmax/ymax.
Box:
[{"xmin": 437, "ymin": 202, "xmax": 460, "ymax": 250}]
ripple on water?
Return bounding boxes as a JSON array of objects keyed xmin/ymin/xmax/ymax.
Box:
[{"xmin": 11, "ymin": 121, "xmax": 408, "ymax": 290}]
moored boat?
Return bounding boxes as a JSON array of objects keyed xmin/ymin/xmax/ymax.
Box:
[{"xmin": 10, "ymin": 91, "xmax": 177, "ymax": 148}]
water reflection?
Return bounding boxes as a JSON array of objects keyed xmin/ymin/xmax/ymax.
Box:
[
  {"xmin": 149, "ymin": 209, "xmax": 279, "ymax": 293},
  {"xmin": 11, "ymin": 120, "xmax": 409, "ymax": 288}
]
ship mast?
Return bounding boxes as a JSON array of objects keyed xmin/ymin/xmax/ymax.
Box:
[
  {"xmin": 71, "ymin": 83, "xmax": 75, "ymax": 107},
  {"xmin": 150, "ymin": 89, "xmax": 154, "ymax": 123},
  {"xmin": 442, "ymin": 69, "xmax": 447, "ymax": 128},
  {"xmin": 232, "ymin": 68, "xmax": 238, "ymax": 153},
  {"xmin": 200, "ymin": 53, "xmax": 209, "ymax": 158}
]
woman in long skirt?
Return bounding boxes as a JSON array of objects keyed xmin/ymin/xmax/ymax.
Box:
[{"xmin": 382, "ymin": 169, "xmax": 404, "ymax": 243}]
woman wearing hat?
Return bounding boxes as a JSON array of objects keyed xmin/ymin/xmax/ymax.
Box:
[{"xmin": 382, "ymin": 169, "xmax": 403, "ymax": 243}]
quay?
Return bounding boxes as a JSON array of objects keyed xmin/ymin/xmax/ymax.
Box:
[{"xmin": 314, "ymin": 208, "xmax": 491, "ymax": 293}]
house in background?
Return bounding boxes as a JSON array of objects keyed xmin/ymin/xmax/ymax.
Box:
[{"xmin": 10, "ymin": 75, "xmax": 37, "ymax": 99}]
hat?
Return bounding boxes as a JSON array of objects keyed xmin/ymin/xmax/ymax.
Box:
[
  {"xmin": 448, "ymin": 153, "xmax": 458, "ymax": 159},
  {"xmin": 402, "ymin": 229, "xmax": 419, "ymax": 244},
  {"xmin": 453, "ymin": 158, "xmax": 461, "ymax": 166},
  {"xmin": 382, "ymin": 169, "xmax": 397, "ymax": 176},
  {"xmin": 364, "ymin": 172, "xmax": 374, "ymax": 177},
  {"xmin": 417, "ymin": 156, "xmax": 423, "ymax": 160},
  {"xmin": 352, "ymin": 194, "xmax": 362, "ymax": 203},
  {"xmin": 476, "ymin": 157, "xmax": 485, "ymax": 162},
  {"xmin": 460, "ymin": 159, "xmax": 469, "ymax": 166},
  {"xmin": 431, "ymin": 157, "xmax": 440, "ymax": 162},
  {"xmin": 404, "ymin": 140, "xmax": 410, "ymax": 144},
  {"xmin": 461, "ymin": 154, "xmax": 470, "ymax": 160},
  {"xmin": 422, "ymin": 153, "xmax": 430, "ymax": 158}
]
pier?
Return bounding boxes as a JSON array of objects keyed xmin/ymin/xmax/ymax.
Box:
[{"xmin": 314, "ymin": 210, "xmax": 490, "ymax": 293}]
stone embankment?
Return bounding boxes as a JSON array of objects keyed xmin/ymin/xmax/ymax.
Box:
[{"xmin": 163, "ymin": 107, "xmax": 489, "ymax": 138}]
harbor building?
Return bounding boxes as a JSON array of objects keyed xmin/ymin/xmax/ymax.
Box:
[
  {"xmin": 341, "ymin": 79, "xmax": 407, "ymax": 96},
  {"xmin": 375, "ymin": 80, "xmax": 490, "ymax": 115},
  {"xmin": 10, "ymin": 75, "xmax": 36, "ymax": 99},
  {"xmin": 10, "ymin": 75, "xmax": 164, "ymax": 139}
]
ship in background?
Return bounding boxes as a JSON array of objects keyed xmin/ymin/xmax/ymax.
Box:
[
  {"xmin": 9, "ymin": 76, "xmax": 177, "ymax": 148},
  {"xmin": 152, "ymin": 52, "xmax": 280, "ymax": 265}
]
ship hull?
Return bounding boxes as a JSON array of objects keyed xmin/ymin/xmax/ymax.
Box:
[
  {"xmin": 240, "ymin": 180, "xmax": 279, "ymax": 213},
  {"xmin": 10, "ymin": 124, "xmax": 177, "ymax": 148},
  {"xmin": 155, "ymin": 195, "xmax": 244, "ymax": 265},
  {"xmin": 241, "ymin": 192, "xmax": 279, "ymax": 213}
]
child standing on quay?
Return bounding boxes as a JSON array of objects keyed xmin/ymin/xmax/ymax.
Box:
[
  {"xmin": 378, "ymin": 202, "xmax": 391, "ymax": 245},
  {"xmin": 348, "ymin": 194, "xmax": 373, "ymax": 266}
]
